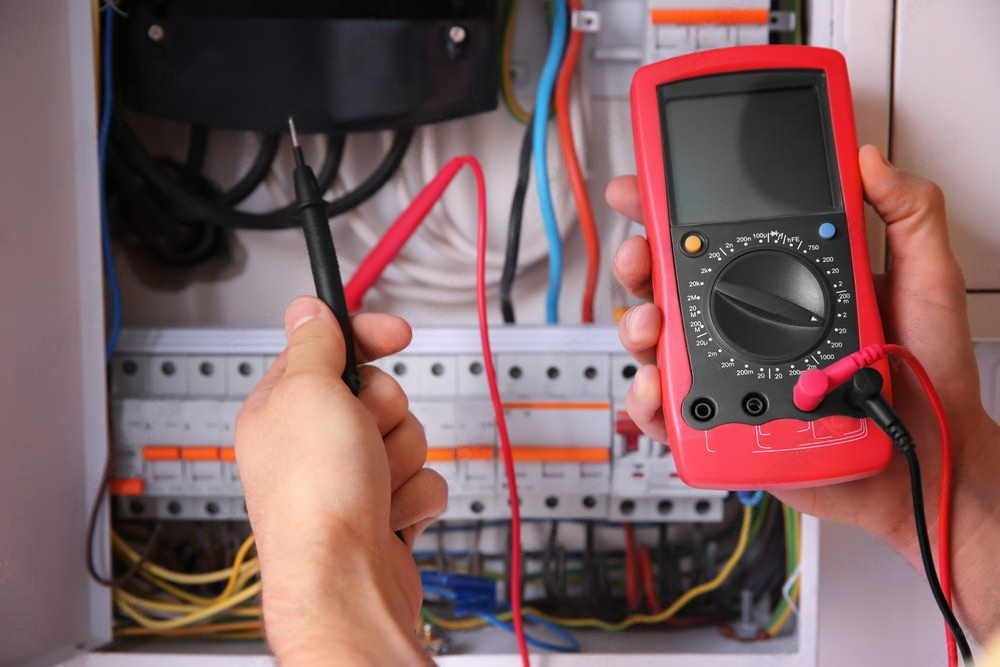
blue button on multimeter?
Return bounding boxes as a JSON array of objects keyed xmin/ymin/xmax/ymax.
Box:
[{"xmin": 819, "ymin": 222, "xmax": 837, "ymax": 240}]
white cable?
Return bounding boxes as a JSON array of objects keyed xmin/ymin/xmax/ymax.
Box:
[
  {"xmin": 781, "ymin": 564, "xmax": 801, "ymax": 617},
  {"xmin": 247, "ymin": 91, "xmax": 589, "ymax": 309},
  {"xmin": 362, "ymin": 99, "xmax": 584, "ymax": 303}
]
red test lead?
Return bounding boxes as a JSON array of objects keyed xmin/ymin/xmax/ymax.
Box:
[{"xmin": 792, "ymin": 343, "xmax": 887, "ymax": 411}]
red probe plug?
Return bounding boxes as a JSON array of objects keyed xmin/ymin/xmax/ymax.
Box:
[{"xmin": 793, "ymin": 344, "xmax": 888, "ymax": 411}]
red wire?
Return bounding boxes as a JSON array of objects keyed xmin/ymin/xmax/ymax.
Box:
[
  {"xmin": 638, "ymin": 546, "xmax": 663, "ymax": 614},
  {"xmin": 343, "ymin": 158, "xmax": 468, "ymax": 312},
  {"xmin": 623, "ymin": 523, "xmax": 640, "ymax": 611},
  {"xmin": 884, "ymin": 344, "xmax": 957, "ymax": 667},
  {"xmin": 555, "ymin": 0, "xmax": 600, "ymax": 324},
  {"xmin": 344, "ymin": 157, "xmax": 530, "ymax": 665},
  {"xmin": 469, "ymin": 157, "xmax": 531, "ymax": 666}
]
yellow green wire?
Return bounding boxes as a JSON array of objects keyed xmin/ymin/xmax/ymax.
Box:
[
  {"xmin": 765, "ymin": 505, "xmax": 801, "ymax": 636},
  {"xmin": 500, "ymin": 0, "xmax": 532, "ymax": 123},
  {"xmin": 499, "ymin": 0, "xmax": 558, "ymax": 124}
]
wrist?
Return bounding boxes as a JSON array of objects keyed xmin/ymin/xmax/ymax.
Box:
[
  {"xmin": 256, "ymin": 526, "xmax": 424, "ymax": 664},
  {"xmin": 275, "ymin": 628, "xmax": 431, "ymax": 667}
]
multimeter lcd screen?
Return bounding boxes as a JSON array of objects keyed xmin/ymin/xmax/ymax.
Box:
[{"xmin": 663, "ymin": 86, "xmax": 836, "ymax": 225}]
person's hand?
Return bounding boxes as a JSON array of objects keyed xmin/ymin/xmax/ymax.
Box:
[
  {"xmin": 608, "ymin": 145, "xmax": 1000, "ymax": 641},
  {"xmin": 235, "ymin": 297, "xmax": 445, "ymax": 665}
]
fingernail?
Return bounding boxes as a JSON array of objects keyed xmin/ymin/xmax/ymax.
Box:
[{"xmin": 285, "ymin": 297, "xmax": 323, "ymax": 333}]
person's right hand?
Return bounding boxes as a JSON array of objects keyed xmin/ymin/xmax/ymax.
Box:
[
  {"xmin": 608, "ymin": 145, "xmax": 1000, "ymax": 641},
  {"xmin": 236, "ymin": 297, "xmax": 444, "ymax": 665}
]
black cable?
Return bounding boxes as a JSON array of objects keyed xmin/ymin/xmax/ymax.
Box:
[
  {"xmin": 542, "ymin": 521, "xmax": 559, "ymax": 601},
  {"xmin": 325, "ymin": 130, "xmax": 412, "ymax": 218},
  {"xmin": 184, "ymin": 124, "xmax": 209, "ymax": 175},
  {"xmin": 107, "ymin": 126, "xmax": 343, "ymax": 267},
  {"xmin": 689, "ymin": 523, "xmax": 706, "ymax": 587},
  {"xmin": 903, "ymin": 449, "xmax": 975, "ymax": 666},
  {"xmin": 656, "ymin": 523, "xmax": 673, "ymax": 602},
  {"xmin": 112, "ymin": 113, "xmax": 407, "ymax": 229},
  {"xmin": 112, "ymin": 117, "xmax": 345, "ymax": 228},
  {"xmin": 215, "ymin": 133, "xmax": 281, "ymax": 207},
  {"xmin": 848, "ymin": 368, "xmax": 976, "ymax": 667},
  {"xmin": 500, "ymin": 116, "xmax": 534, "ymax": 323},
  {"xmin": 583, "ymin": 520, "xmax": 600, "ymax": 607},
  {"xmin": 108, "ymin": 147, "xmax": 222, "ymax": 266},
  {"xmin": 436, "ymin": 520, "xmax": 448, "ymax": 572},
  {"xmin": 469, "ymin": 520, "xmax": 484, "ymax": 577}
]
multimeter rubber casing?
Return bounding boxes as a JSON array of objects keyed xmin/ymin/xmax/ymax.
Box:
[{"xmin": 630, "ymin": 46, "xmax": 891, "ymax": 490}]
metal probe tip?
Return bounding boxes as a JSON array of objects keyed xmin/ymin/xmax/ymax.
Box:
[{"xmin": 287, "ymin": 116, "xmax": 300, "ymax": 148}]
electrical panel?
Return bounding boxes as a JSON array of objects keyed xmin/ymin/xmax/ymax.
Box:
[{"xmin": 109, "ymin": 327, "xmax": 726, "ymax": 524}]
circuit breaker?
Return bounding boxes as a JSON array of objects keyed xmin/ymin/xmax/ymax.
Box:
[
  {"xmin": 108, "ymin": 327, "xmax": 725, "ymax": 524},
  {"xmin": 588, "ymin": 0, "xmax": 771, "ymax": 97}
]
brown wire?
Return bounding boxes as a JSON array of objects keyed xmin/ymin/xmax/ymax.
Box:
[{"xmin": 85, "ymin": 457, "xmax": 164, "ymax": 587}]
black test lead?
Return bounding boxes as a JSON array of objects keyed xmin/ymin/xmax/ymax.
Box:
[
  {"xmin": 288, "ymin": 116, "xmax": 362, "ymax": 397},
  {"xmin": 289, "ymin": 118, "xmax": 407, "ymax": 545}
]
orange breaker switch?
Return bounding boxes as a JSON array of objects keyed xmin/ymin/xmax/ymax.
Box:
[{"xmin": 109, "ymin": 478, "xmax": 144, "ymax": 496}]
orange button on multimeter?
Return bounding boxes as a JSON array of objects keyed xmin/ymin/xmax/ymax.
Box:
[{"xmin": 682, "ymin": 233, "xmax": 705, "ymax": 255}]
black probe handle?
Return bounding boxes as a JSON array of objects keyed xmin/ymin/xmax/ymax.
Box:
[
  {"xmin": 293, "ymin": 166, "xmax": 362, "ymax": 397},
  {"xmin": 293, "ymin": 153, "xmax": 405, "ymax": 545}
]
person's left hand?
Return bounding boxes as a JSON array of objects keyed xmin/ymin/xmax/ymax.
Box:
[{"xmin": 236, "ymin": 296, "xmax": 445, "ymax": 666}]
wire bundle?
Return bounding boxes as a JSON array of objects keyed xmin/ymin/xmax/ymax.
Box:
[
  {"xmin": 111, "ymin": 531, "xmax": 263, "ymax": 639},
  {"xmin": 421, "ymin": 503, "xmax": 802, "ymax": 638}
]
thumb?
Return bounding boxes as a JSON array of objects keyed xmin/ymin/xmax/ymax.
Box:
[
  {"xmin": 283, "ymin": 296, "xmax": 348, "ymax": 381},
  {"xmin": 860, "ymin": 145, "xmax": 956, "ymax": 263},
  {"xmin": 859, "ymin": 145, "xmax": 966, "ymax": 295}
]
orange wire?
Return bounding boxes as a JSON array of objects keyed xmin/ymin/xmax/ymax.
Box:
[
  {"xmin": 624, "ymin": 523, "xmax": 640, "ymax": 611},
  {"xmin": 638, "ymin": 546, "xmax": 663, "ymax": 614},
  {"xmin": 555, "ymin": 0, "xmax": 600, "ymax": 324}
]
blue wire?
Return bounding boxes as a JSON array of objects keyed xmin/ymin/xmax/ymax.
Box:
[
  {"xmin": 421, "ymin": 584, "xmax": 458, "ymax": 600},
  {"xmin": 532, "ymin": 0, "xmax": 568, "ymax": 324},
  {"xmin": 476, "ymin": 610, "xmax": 580, "ymax": 653},
  {"xmin": 736, "ymin": 490, "xmax": 765, "ymax": 507},
  {"xmin": 98, "ymin": 6, "xmax": 122, "ymax": 362}
]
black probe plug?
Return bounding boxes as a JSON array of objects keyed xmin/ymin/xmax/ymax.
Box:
[
  {"xmin": 288, "ymin": 117, "xmax": 361, "ymax": 397},
  {"xmin": 845, "ymin": 368, "xmax": 913, "ymax": 453}
]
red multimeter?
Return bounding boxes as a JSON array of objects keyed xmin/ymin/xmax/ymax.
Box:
[{"xmin": 630, "ymin": 46, "xmax": 891, "ymax": 490}]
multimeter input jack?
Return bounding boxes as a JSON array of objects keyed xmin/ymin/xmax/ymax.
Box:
[
  {"xmin": 742, "ymin": 393, "xmax": 768, "ymax": 417},
  {"xmin": 690, "ymin": 398, "xmax": 717, "ymax": 422}
]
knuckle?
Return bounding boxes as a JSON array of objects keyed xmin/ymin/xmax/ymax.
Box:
[
  {"xmin": 233, "ymin": 407, "xmax": 255, "ymax": 443},
  {"xmin": 402, "ymin": 413, "xmax": 428, "ymax": 450},
  {"xmin": 916, "ymin": 179, "xmax": 946, "ymax": 213},
  {"xmin": 364, "ymin": 366, "xmax": 409, "ymax": 414},
  {"xmin": 423, "ymin": 469, "xmax": 449, "ymax": 515}
]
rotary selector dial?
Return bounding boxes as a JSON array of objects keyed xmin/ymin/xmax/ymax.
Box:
[
  {"xmin": 710, "ymin": 250, "xmax": 830, "ymax": 363},
  {"xmin": 680, "ymin": 227, "xmax": 855, "ymax": 384}
]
